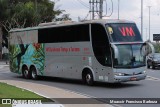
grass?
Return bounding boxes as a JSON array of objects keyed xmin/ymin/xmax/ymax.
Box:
[{"xmin": 0, "ymin": 82, "xmax": 53, "ymax": 107}]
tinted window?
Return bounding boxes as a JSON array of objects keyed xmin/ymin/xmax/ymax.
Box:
[
  {"xmin": 91, "ymin": 24, "xmax": 112, "ymax": 67},
  {"xmin": 114, "ymin": 44, "xmax": 145, "ymax": 68},
  {"xmin": 38, "ymin": 24, "xmax": 90, "ymax": 43},
  {"xmin": 106, "ymin": 23, "xmax": 142, "ymax": 42}
]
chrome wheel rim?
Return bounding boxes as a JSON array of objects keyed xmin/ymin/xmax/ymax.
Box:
[
  {"xmin": 24, "ymin": 70, "xmax": 28, "ymax": 77},
  {"xmin": 86, "ymin": 74, "xmax": 91, "ymax": 84},
  {"xmin": 31, "ymin": 69, "xmax": 37, "ymax": 79}
]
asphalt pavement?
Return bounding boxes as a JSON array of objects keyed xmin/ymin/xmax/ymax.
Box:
[
  {"xmin": 0, "ymin": 61, "xmax": 111, "ymax": 107},
  {"xmin": 1, "ymin": 61, "xmax": 160, "ymax": 107}
]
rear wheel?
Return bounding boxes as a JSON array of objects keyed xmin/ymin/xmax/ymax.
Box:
[
  {"xmin": 22, "ymin": 66, "xmax": 31, "ymax": 79},
  {"xmin": 31, "ymin": 67, "xmax": 38, "ymax": 80}
]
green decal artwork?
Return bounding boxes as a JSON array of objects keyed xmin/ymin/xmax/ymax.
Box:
[{"xmin": 9, "ymin": 36, "xmax": 45, "ymax": 75}]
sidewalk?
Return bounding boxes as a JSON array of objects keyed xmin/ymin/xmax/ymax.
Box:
[
  {"xmin": 0, "ymin": 60, "xmax": 9, "ymax": 65},
  {"xmin": 0, "ymin": 80, "xmax": 112, "ymax": 107},
  {"xmin": 0, "ymin": 60, "xmax": 9, "ymax": 69},
  {"xmin": 0, "ymin": 63, "xmax": 112, "ymax": 107}
]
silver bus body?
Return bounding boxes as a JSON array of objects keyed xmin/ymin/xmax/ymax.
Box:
[{"xmin": 9, "ymin": 19, "xmax": 148, "ymax": 84}]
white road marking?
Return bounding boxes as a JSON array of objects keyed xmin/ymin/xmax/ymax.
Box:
[{"xmin": 146, "ymin": 76, "xmax": 160, "ymax": 81}]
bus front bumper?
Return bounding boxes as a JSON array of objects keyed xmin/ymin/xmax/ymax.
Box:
[{"xmin": 113, "ymin": 73, "xmax": 147, "ymax": 83}]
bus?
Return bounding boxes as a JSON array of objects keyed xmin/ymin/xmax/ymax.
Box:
[{"xmin": 9, "ymin": 19, "xmax": 154, "ymax": 85}]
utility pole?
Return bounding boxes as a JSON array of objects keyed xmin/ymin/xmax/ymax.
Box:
[
  {"xmin": 145, "ymin": 28, "xmax": 148, "ymax": 41},
  {"xmin": 141, "ymin": 0, "xmax": 143, "ymax": 39},
  {"xmin": 89, "ymin": 0, "xmax": 95, "ymax": 20},
  {"xmin": 99, "ymin": 0, "xmax": 103, "ymax": 19},
  {"xmin": 118, "ymin": 0, "xmax": 120, "ymax": 19},
  {"xmin": 89, "ymin": 0, "xmax": 103, "ymax": 20},
  {"xmin": 148, "ymin": 6, "xmax": 152, "ymax": 41},
  {"xmin": 92, "ymin": 0, "xmax": 95, "ymax": 20}
]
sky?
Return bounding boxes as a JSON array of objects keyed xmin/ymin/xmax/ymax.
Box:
[{"xmin": 53, "ymin": 0, "xmax": 160, "ymax": 41}]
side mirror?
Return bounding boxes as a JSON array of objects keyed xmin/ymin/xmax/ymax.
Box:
[{"xmin": 140, "ymin": 42, "xmax": 155, "ymax": 56}]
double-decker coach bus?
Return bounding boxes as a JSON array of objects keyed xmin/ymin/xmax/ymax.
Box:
[{"xmin": 9, "ymin": 19, "xmax": 154, "ymax": 85}]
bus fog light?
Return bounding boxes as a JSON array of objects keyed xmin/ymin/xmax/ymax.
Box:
[{"xmin": 114, "ymin": 72, "xmax": 125, "ymax": 76}]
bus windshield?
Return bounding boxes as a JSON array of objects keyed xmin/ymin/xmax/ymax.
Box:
[
  {"xmin": 106, "ymin": 23, "xmax": 142, "ymax": 42},
  {"xmin": 114, "ymin": 44, "xmax": 145, "ymax": 68}
]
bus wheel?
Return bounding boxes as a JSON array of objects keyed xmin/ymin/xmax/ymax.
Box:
[
  {"xmin": 31, "ymin": 67, "xmax": 38, "ymax": 80},
  {"xmin": 84, "ymin": 71, "xmax": 94, "ymax": 86},
  {"xmin": 152, "ymin": 65, "xmax": 155, "ymax": 69},
  {"xmin": 22, "ymin": 66, "xmax": 30, "ymax": 79},
  {"xmin": 147, "ymin": 62, "xmax": 150, "ymax": 68}
]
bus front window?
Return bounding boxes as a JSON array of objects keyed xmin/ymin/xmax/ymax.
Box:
[
  {"xmin": 114, "ymin": 44, "xmax": 145, "ymax": 68},
  {"xmin": 132, "ymin": 44, "xmax": 145, "ymax": 67}
]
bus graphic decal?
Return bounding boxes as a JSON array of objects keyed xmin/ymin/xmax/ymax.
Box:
[{"xmin": 9, "ymin": 37, "xmax": 45, "ymax": 76}]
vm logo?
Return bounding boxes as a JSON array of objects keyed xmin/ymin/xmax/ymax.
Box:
[
  {"xmin": 119, "ymin": 27, "xmax": 135, "ymax": 37},
  {"xmin": 2, "ymin": 99, "xmax": 12, "ymax": 104}
]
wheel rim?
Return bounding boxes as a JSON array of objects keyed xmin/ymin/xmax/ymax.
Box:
[
  {"xmin": 24, "ymin": 69, "xmax": 29, "ymax": 78},
  {"xmin": 86, "ymin": 74, "xmax": 91, "ymax": 84},
  {"xmin": 32, "ymin": 71, "xmax": 36, "ymax": 78},
  {"xmin": 31, "ymin": 68, "xmax": 37, "ymax": 79}
]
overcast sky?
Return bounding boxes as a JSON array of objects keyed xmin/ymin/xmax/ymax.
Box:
[{"xmin": 53, "ymin": 0, "xmax": 160, "ymax": 41}]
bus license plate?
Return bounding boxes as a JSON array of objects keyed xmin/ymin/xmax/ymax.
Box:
[{"xmin": 130, "ymin": 77, "xmax": 137, "ymax": 81}]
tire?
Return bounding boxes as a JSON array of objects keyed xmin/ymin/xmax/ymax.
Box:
[
  {"xmin": 147, "ymin": 61, "xmax": 150, "ymax": 69},
  {"xmin": 147, "ymin": 64, "xmax": 150, "ymax": 69},
  {"xmin": 31, "ymin": 67, "xmax": 38, "ymax": 80},
  {"xmin": 84, "ymin": 71, "xmax": 94, "ymax": 86},
  {"xmin": 22, "ymin": 66, "xmax": 31, "ymax": 79},
  {"xmin": 152, "ymin": 62, "xmax": 155, "ymax": 69},
  {"xmin": 152, "ymin": 65, "xmax": 155, "ymax": 69}
]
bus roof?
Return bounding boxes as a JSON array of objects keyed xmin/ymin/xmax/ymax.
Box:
[{"xmin": 9, "ymin": 19, "xmax": 135, "ymax": 33}]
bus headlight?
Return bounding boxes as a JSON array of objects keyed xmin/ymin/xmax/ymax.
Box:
[
  {"xmin": 143, "ymin": 71, "xmax": 146, "ymax": 74},
  {"xmin": 114, "ymin": 72, "xmax": 125, "ymax": 76}
]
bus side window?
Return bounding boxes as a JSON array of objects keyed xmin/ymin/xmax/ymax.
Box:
[
  {"xmin": 91, "ymin": 24, "xmax": 112, "ymax": 67},
  {"xmin": 38, "ymin": 24, "xmax": 90, "ymax": 43}
]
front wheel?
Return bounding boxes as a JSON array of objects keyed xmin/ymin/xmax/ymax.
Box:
[
  {"xmin": 147, "ymin": 63, "xmax": 150, "ymax": 69},
  {"xmin": 152, "ymin": 65, "xmax": 155, "ymax": 69},
  {"xmin": 84, "ymin": 71, "xmax": 94, "ymax": 86}
]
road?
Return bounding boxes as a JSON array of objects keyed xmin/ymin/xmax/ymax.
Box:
[{"xmin": 0, "ymin": 64, "xmax": 160, "ymax": 107}]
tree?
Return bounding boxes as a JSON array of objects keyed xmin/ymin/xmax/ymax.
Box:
[
  {"xmin": 0, "ymin": 0, "xmax": 10, "ymax": 58},
  {"xmin": 0, "ymin": 0, "xmax": 63, "ymax": 48},
  {"xmin": 56, "ymin": 14, "xmax": 72, "ymax": 21},
  {"xmin": 10, "ymin": 0, "xmax": 63, "ymax": 27},
  {"xmin": 1, "ymin": 0, "xmax": 62, "ymax": 30}
]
